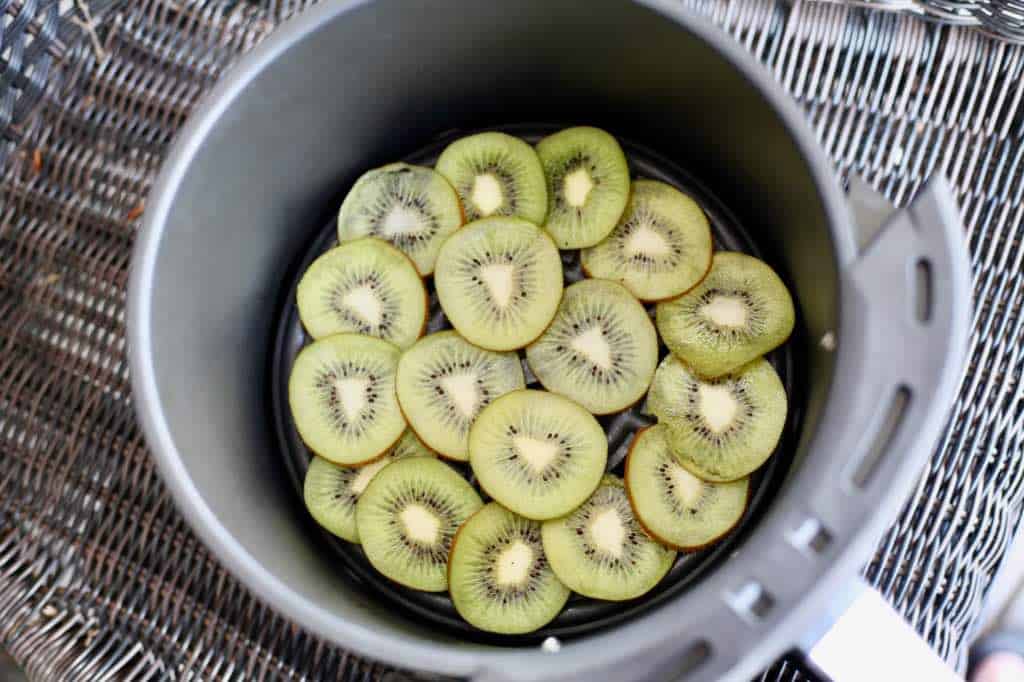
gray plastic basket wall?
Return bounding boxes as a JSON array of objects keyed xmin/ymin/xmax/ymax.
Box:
[{"xmin": 1, "ymin": 0, "xmax": 1023, "ymax": 681}]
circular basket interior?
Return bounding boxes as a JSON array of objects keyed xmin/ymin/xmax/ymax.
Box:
[{"xmin": 269, "ymin": 125, "xmax": 806, "ymax": 646}]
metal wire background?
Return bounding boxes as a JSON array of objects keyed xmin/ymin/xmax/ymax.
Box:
[{"xmin": 0, "ymin": 0, "xmax": 1022, "ymax": 680}]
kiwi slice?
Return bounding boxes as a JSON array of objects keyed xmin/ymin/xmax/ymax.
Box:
[
  {"xmin": 396, "ymin": 330, "xmax": 525, "ymax": 461},
  {"xmin": 337, "ymin": 163, "xmax": 464, "ymax": 275},
  {"xmin": 288, "ymin": 333, "xmax": 406, "ymax": 465},
  {"xmin": 581, "ymin": 180, "xmax": 713, "ymax": 301},
  {"xmin": 526, "ymin": 279, "xmax": 658, "ymax": 414},
  {"xmin": 650, "ymin": 355, "xmax": 786, "ymax": 482},
  {"xmin": 448, "ymin": 503, "xmax": 570, "ymax": 634},
  {"xmin": 297, "ymin": 238, "xmax": 428, "ymax": 348},
  {"xmin": 435, "ymin": 132, "xmax": 548, "ymax": 225},
  {"xmin": 541, "ymin": 475, "xmax": 676, "ymax": 601},
  {"xmin": 434, "ymin": 217, "xmax": 563, "ymax": 351},
  {"xmin": 302, "ymin": 431, "xmax": 435, "ymax": 543},
  {"xmin": 356, "ymin": 457, "xmax": 483, "ymax": 591},
  {"xmin": 656, "ymin": 252, "xmax": 795, "ymax": 377},
  {"xmin": 535, "ymin": 127, "xmax": 630, "ymax": 249},
  {"xmin": 468, "ymin": 390, "xmax": 607, "ymax": 520},
  {"xmin": 625, "ymin": 425, "xmax": 749, "ymax": 550}
]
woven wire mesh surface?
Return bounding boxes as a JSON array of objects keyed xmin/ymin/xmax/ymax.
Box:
[{"xmin": 0, "ymin": 0, "xmax": 1022, "ymax": 680}]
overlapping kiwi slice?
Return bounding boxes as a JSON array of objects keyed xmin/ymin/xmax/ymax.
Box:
[
  {"xmin": 526, "ymin": 279, "xmax": 658, "ymax": 414},
  {"xmin": 297, "ymin": 237, "xmax": 427, "ymax": 348},
  {"xmin": 649, "ymin": 355, "xmax": 786, "ymax": 482},
  {"xmin": 356, "ymin": 457, "xmax": 483, "ymax": 591},
  {"xmin": 656, "ymin": 252, "xmax": 795, "ymax": 377},
  {"xmin": 338, "ymin": 163, "xmax": 464, "ymax": 275},
  {"xmin": 302, "ymin": 430, "xmax": 435, "ymax": 543},
  {"xmin": 625, "ymin": 425, "xmax": 749, "ymax": 550},
  {"xmin": 436, "ymin": 132, "xmax": 547, "ymax": 224},
  {"xmin": 448, "ymin": 503, "xmax": 569, "ymax": 634},
  {"xmin": 288, "ymin": 333, "xmax": 406, "ymax": 465},
  {"xmin": 434, "ymin": 217, "xmax": 563, "ymax": 351},
  {"xmin": 541, "ymin": 475, "xmax": 676, "ymax": 601},
  {"xmin": 536, "ymin": 127, "xmax": 630, "ymax": 248},
  {"xmin": 469, "ymin": 390, "xmax": 607, "ymax": 520},
  {"xmin": 581, "ymin": 180, "xmax": 713, "ymax": 301},
  {"xmin": 396, "ymin": 330, "xmax": 525, "ymax": 461}
]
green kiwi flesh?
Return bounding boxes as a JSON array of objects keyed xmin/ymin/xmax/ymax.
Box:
[
  {"xmin": 396, "ymin": 330, "xmax": 525, "ymax": 461},
  {"xmin": 448, "ymin": 503, "xmax": 570, "ymax": 634},
  {"xmin": 541, "ymin": 475, "xmax": 676, "ymax": 601},
  {"xmin": 434, "ymin": 217, "xmax": 563, "ymax": 351},
  {"xmin": 288, "ymin": 333, "xmax": 406, "ymax": 465},
  {"xmin": 536, "ymin": 127, "xmax": 630, "ymax": 249},
  {"xmin": 337, "ymin": 163, "xmax": 464, "ymax": 275},
  {"xmin": 650, "ymin": 355, "xmax": 787, "ymax": 482},
  {"xmin": 356, "ymin": 457, "xmax": 483, "ymax": 591},
  {"xmin": 302, "ymin": 431, "xmax": 435, "ymax": 543},
  {"xmin": 625, "ymin": 425, "xmax": 748, "ymax": 550},
  {"xmin": 526, "ymin": 279, "xmax": 658, "ymax": 414},
  {"xmin": 656, "ymin": 252, "xmax": 795, "ymax": 377},
  {"xmin": 297, "ymin": 237, "xmax": 427, "ymax": 348},
  {"xmin": 468, "ymin": 390, "xmax": 607, "ymax": 520},
  {"xmin": 581, "ymin": 180, "xmax": 713, "ymax": 301},
  {"xmin": 435, "ymin": 132, "xmax": 547, "ymax": 225}
]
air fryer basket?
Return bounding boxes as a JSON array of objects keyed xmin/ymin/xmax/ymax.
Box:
[{"xmin": 269, "ymin": 125, "xmax": 806, "ymax": 645}]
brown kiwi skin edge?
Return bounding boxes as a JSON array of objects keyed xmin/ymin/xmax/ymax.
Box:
[
  {"xmin": 445, "ymin": 503, "xmax": 483, "ymax": 589},
  {"xmin": 411, "ymin": 174, "xmax": 466, "ymax": 277},
  {"xmin": 581, "ymin": 248, "xmax": 713, "ymax": 304},
  {"xmin": 394, "ymin": 399, "xmax": 465, "ymax": 463},
  {"xmin": 383, "ymin": 236, "xmax": 431, "ymax": 342},
  {"xmin": 303, "ymin": 422, "xmax": 404, "ymax": 468},
  {"xmin": 524, "ymin": 349, "xmax": 651, "ymax": 416},
  {"xmin": 623, "ymin": 426, "xmax": 751, "ymax": 552}
]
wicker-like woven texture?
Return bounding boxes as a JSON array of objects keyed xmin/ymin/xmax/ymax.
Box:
[{"xmin": 1, "ymin": 1, "xmax": 1022, "ymax": 680}]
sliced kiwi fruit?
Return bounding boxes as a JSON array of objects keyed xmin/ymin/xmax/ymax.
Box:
[
  {"xmin": 535, "ymin": 127, "xmax": 630, "ymax": 249},
  {"xmin": 651, "ymin": 355, "xmax": 786, "ymax": 482},
  {"xmin": 625, "ymin": 425, "xmax": 749, "ymax": 550},
  {"xmin": 396, "ymin": 330, "xmax": 525, "ymax": 461},
  {"xmin": 302, "ymin": 431, "xmax": 435, "ymax": 543},
  {"xmin": 356, "ymin": 457, "xmax": 483, "ymax": 591},
  {"xmin": 297, "ymin": 237, "xmax": 428, "ymax": 348},
  {"xmin": 581, "ymin": 180, "xmax": 713, "ymax": 301},
  {"xmin": 469, "ymin": 390, "xmax": 607, "ymax": 520},
  {"xmin": 526, "ymin": 279, "xmax": 658, "ymax": 414},
  {"xmin": 434, "ymin": 217, "xmax": 563, "ymax": 351},
  {"xmin": 448, "ymin": 503, "xmax": 569, "ymax": 634},
  {"xmin": 337, "ymin": 163, "xmax": 464, "ymax": 275},
  {"xmin": 288, "ymin": 333, "xmax": 406, "ymax": 465},
  {"xmin": 541, "ymin": 475, "xmax": 675, "ymax": 601},
  {"xmin": 656, "ymin": 252, "xmax": 795, "ymax": 377},
  {"xmin": 435, "ymin": 132, "xmax": 547, "ymax": 225}
]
